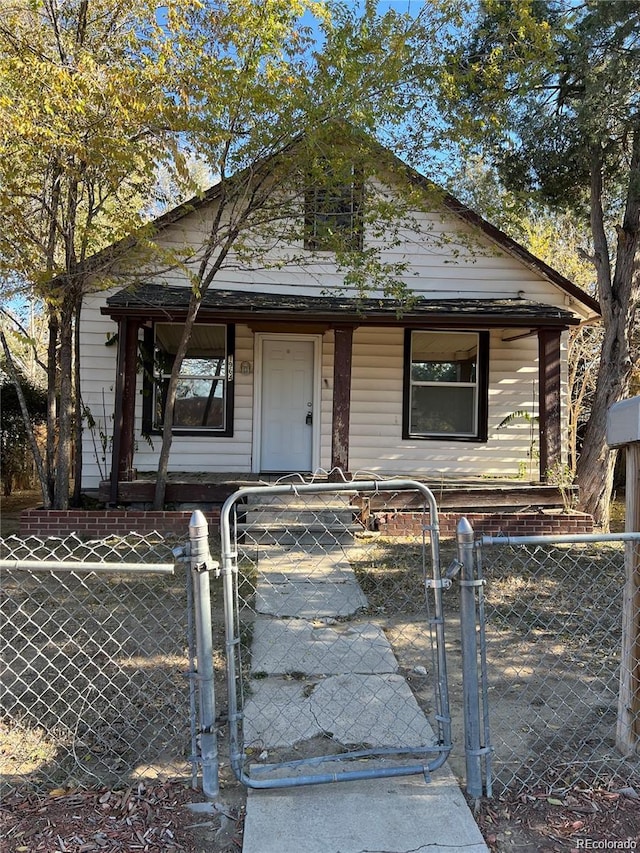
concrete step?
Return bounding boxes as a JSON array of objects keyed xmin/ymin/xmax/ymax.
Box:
[
  {"xmin": 241, "ymin": 509, "xmax": 355, "ymax": 525},
  {"xmin": 236, "ymin": 523, "xmax": 358, "ymax": 546}
]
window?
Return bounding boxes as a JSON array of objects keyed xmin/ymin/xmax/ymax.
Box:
[
  {"xmin": 304, "ymin": 164, "xmax": 363, "ymax": 251},
  {"xmin": 403, "ymin": 330, "xmax": 489, "ymax": 441},
  {"xmin": 144, "ymin": 323, "xmax": 234, "ymax": 435}
]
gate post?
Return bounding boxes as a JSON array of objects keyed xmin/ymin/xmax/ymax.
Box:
[
  {"xmin": 457, "ymin": 517, "xmax": 483, "ymax": 798},
  {"xmin": 189, "ymin": 510, "xmax": 220, "ymax": 800},
  {"xmin": 607, "ymin": 397, "xmax": 640, "ymax": 754}
]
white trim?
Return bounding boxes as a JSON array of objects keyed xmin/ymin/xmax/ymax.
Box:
[{"xmin": 252, "ymin": 333, "xmax": 322, "ymax": 473}]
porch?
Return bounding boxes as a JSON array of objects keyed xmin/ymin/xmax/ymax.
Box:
[
  {"xmin": 101, "ymin": 289, "xmax": 576, "ymax": 505},
  {"xmin": 20, "ymin": 473, "xmax": 592, "ymax": 541},
  {"xmin": 95, "ymin": 471, "xmax": 576, "ymax": 513}
]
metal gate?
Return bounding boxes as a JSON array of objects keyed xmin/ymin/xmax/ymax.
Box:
[
  {"xmin": 472, "ymin": 529, "xmax": 640, "ymax": 795},
  {"xmin": 219, "ymin": 478, "xmax": 453, "ymax": 788}
]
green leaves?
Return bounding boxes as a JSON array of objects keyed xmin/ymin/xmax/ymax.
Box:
[{"xmin": 440, "ymin": 0, "xmax": 640, "ymax": 217}]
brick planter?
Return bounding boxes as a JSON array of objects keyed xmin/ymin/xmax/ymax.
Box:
[
  {"xmin": 374, "ymin": 510, "xmax": 593, "ymax": 538},
  {"xmin": 19, "ymin": 506, "xmax": 592, "ymax": 540},
  {"xmin": 19, "ymin": 508, "xmax": 221, "ymax": 540}
]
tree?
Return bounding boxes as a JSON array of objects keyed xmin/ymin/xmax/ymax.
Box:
[
  {"xmin": 143, "ymin": 0, "xmax": 460, "ymax": 509},
  {"xmin": 437, "ymin": 0, "xmax": 640, "ymax": 528},
  {"xmin": 0, "ymin": 0, "xmax": 185, "ymax": 508}
]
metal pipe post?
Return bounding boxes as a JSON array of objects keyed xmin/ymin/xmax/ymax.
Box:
[
  {"xmin": 189, "ymin": 510, "xmax": 220, "ymax": 800},
  {"xmin": 457, "ymin": 516, "xmax": 483, "ymax": 798}
]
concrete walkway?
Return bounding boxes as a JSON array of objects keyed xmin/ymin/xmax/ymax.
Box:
[{"xmin": 241, "ymin": 545, "xmax": 488, "ymax": 853}]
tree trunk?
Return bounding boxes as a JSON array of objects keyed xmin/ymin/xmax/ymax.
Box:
[
  {"xmin": 576, "ymin": 131, "xmax": 640, "ymax": 527},
  {"xmin": 46, "ymin": 310, "xmax": 58, "ymax": 506},
  {"xmin": 55, "ymin": 293, "xmax": 75, "ymax": 509},
  {"xmin": 152, "ymin": 201, "xmax": 240, "ymax": 510},
  {"xmin": 153, "ymin": 297, "xmax": 202, "ymax": 510}
]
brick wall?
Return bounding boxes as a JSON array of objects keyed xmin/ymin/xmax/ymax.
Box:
[
  {"xmin": 375, "ymin": 510, "xmax": 593, "ymax": 538},
  {"xmin": 19, "ymin": 508, "xmax": 221, "ymax": 540},
  {"xmin": 19, "ymin": 507, "xmax": 592, "ymax": 540}
]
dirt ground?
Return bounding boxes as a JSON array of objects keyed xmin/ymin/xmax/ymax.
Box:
[
  {"xmin": 1, "ymin": 492, "xmax": 638, "ymax": 852},
  {"xmin": 0, "ymin": 782, "xmax": 243, "ymax": 852},
  {"xmin": 0, "ymin": 489, "xmax": 42, "ymax": 537},
  {"xmin": 2, "ymin": 776, "xmax": 638, "ymax": 853}
]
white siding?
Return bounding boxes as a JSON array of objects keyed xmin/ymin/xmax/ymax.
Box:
[
  {"xmin": 346, "ymin": 327, "xmax": 567, "ymax": 479},
  {"xmin": 81, "ymin": 310, "xmax": 569, "ymax": 484},
  {"xmin": 128, "ymin": 324, "xmax": 255, "ymax": 478},
  {"xmin": 80, "ymin": 291, "xmax": 120, "ymax": 488},
  {"xmin": 127, "ymin": 189, "xmax": 591, "ymax": 320},
  {"xmin": 80, "ymin": 311, "xmax": 256, "ymax": 488}
]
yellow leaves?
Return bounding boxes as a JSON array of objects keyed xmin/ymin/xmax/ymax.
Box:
[
  {"xmin": 309, "ymin": 1, "xmax": 331, "ymax": 26},
  {"xmin": 0, "ymin": 6, "xmax": 179, "ymax": 281}
]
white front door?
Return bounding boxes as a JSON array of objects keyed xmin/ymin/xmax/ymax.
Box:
[{"xmin": 259, "ymin": 337, "xmax": 316, "ymax": 472}]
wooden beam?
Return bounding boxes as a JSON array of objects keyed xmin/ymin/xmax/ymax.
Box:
[
  {"xmin": 330, "ymin": 325, "xmax": 354, "ymax": 476},
  {"xmin": 538, "ymin": 329, "xmax": 562, "ymax": 481},
  {"xmin": 351, "ymin": 485, "xmax": 577, "ymax": 511},
  {"xmin": 109, "ymin": 320, "xmax": 127, "ymax": 505},
  {"xmin": 246, "ymin": 321, "xmax": 330, "ymax": 334},
  {"xmin": 98, "ymin": 480, "xmax": 241, "ymax": 504},
  {"xmin": 119, "ymin": 318, "xmax": 140, "ymax": 482},
  {"xmin": 109, "ymin": 318, "xmax": 139, "ymax": 504}
]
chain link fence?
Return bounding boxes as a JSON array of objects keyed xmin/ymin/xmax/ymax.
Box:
[
  {"xmin": 220, "ymin": 480, "xmax": 453, "ymax": 787},
  {"xmin": 0, "ymin": 532, "xmax": 196, "ymax": 793},
  {"xmin": 3, "ymin": 493, "xmax": 638, "ymax": 805},
  {"xmin": 476, "ymin": 535, "xmax": 640, "ymax": 794}
]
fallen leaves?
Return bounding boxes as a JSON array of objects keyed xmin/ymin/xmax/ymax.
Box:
[
  {"xmin": 1, "ymin": 781, "xmax": 206, "ymax": 852},
  {"xmin": 474, "ymin": 781, "xmax": 640, "ymax": 852}
]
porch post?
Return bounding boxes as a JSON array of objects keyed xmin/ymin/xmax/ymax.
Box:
[
  {"xmin": 330, "ymin": 325, "xmax": 354, "ymax": 477},
  {"xmin": 109, "ymin": 317, "xmax": 139, "ymax": 504},
  {"xmin": 538, "ymin": 328, "xmax": 562, "ymax": 482}
]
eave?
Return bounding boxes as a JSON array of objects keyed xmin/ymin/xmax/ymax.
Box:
[{"xmin": 102, "ymin": 286, "xmax": 580, "ymax": 330}]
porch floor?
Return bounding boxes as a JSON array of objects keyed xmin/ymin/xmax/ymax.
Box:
[{"xmin": 97, "ymin": 472, "xmax": 574, "ymax": 512}]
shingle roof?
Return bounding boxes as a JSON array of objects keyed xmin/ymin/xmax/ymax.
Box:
[{"xmin": 105, "ymin": 285, "xmax": 578, "ymax": 326}]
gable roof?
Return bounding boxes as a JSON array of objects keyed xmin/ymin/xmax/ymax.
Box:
[
  {"xmin": 431, "ymin": 189, "xmax": 600, "ymax": 315},
  {"xmin": 83, "ymin": 140, "xmax": 600, "ymax": 318}
]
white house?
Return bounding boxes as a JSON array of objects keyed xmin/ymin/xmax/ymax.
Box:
[{"xmin": 78, "ymin": 143, "xmax": 599, "ymax": 504}]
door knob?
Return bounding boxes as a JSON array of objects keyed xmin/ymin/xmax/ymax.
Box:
[{"xmin": 305, "ymin": 411, "xmax": 313, "ymax": 425}]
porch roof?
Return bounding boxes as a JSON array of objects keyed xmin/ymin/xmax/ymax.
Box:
[{"xmin": 104, "ymin": 285, "xmax": 578, "ymax": 328}]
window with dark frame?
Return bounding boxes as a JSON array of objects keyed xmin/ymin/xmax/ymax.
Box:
[
  {"xmin": 403, "ymin": 329, "xmax": 489, "ymax": 441},
  {"xmin": 143, "ymin": 322, "xmax": 234, "ymax": 435},
  {"xmin": 304, "ymin": 164, "xmax": 363, "ymax": 251}
]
